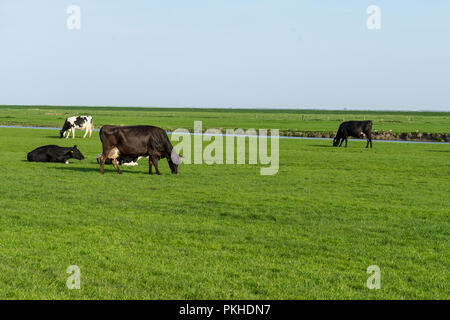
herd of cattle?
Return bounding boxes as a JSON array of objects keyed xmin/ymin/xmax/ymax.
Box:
[
  {"xmin": 27, "ymin": 115, "xmax": 183, "ymax": 174},
  {"xmin": 26, "ymin": 115, "xmax": 373, "ymax": 174}
]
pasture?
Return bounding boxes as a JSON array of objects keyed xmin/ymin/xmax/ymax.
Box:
[{"xmin": 0, "ymin": 116, "xmax": 448, "ymax": 299}]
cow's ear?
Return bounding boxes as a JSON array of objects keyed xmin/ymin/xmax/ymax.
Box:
[{"xmin": 73, "ymin": 145, "xmax": 77, "ymax": 149}]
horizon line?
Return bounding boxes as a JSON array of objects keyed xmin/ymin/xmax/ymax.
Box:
[{"xmin": 0, "ymin": 104, "xmax": 449, "ymax": 113}]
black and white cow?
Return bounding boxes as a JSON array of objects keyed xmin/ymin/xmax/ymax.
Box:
[
  {"xmin": 60, "ymin": 116, "xmax": 94, "ymax": 139},
  {"xmin": 96, "ymin": 154, "xmax": 146, "ymax": 166},
  {"xmin": 27, "ymin": 145, "xmax": 85, "ymax": 163}
]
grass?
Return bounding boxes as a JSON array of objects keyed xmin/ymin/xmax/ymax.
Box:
[
  {"xmin": 0, "ymin": 105, "xmax": 449, "ymax": 134},
  {"xmin": 0, "ymin": 125, "xmax": 448, "ymax": 299}
]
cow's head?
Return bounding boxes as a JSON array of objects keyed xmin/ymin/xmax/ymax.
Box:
[
  {"xmin": 69, "ymin": 145, "xmax": 85, "ymax": 160},
  {"xmin": 333, "ymin": 137, "xmax": 340, "ymax": 147},
  {"xmin": 169, "ymin": 149, "xmax": 182, "ymax": 174},
  {"xmin": 60, "ymin": 120, "xmax": 72, "ymax": 138}
]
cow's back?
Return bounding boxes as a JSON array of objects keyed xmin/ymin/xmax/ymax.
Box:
[
  {"xmin": 27, "ymin": 145, "xmax": 61, "ymax": 162},
  {"xmin": 100, "ymin": 125, "xmax": 172, "ymax": 158}
]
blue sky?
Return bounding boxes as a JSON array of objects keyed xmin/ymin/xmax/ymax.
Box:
[{"xmin": 0, "ymin": 0, "xmax": 449, "ymax": 110}]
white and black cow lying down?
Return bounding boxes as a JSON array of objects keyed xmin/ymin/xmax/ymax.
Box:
[
  {"xmin": 27, "ymin": 145, "xmax": 85, "ymax": 163},
  {"xmin": 60, "ymin": 116, "xmax": 94, "ymax": 139},
  {"xmin": 96, "ymin": 154, "xmax": 146, "ymax": 166}
]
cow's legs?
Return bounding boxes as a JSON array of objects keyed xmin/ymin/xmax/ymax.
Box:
[
  {"xmin": 339, "ymin": 138, "xmax": 344, "ymax": 147},
  {"xmin": 72, "ymin": 128, "xmax": 75, "ymax": 139},
  {"xmin": 99, "ymin": 154, "xmax": 106, "ymax": 174},
  {"xmin": 148, "ymin": 157, "xmax": 153, "ymax": 175},
  {"xmin": 364, "ymin": 132, "xmax": 372, "ymax": 148},
  {"xmin": 83, "ymin": 127, "xmax": 88, "ymax": 138},
  {"xmin": 104, "ymin": 147, "xmax": 121, "ymax": 174},
  {"xmin": 152, "ymin": 157, "xmax": 160, "ymax": 175},
  {"xmin": 112, "ymin": 159, "xmax": 122, "ymax": 174},
  {"xmin": 345, "ymin": 138, "xmax": 348, "ymax": 147},
  {"xmin": 100, "ymin": 147, "xmax": 119, "ymax": 174},
  {"xmin": 89, "ymin": 125, "xmax": 93, "ymax": 137}
]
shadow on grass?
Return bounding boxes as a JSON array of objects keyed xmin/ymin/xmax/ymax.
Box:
[
  {"xmin": 54, "ymin": 166, "xmax": 144, "ymax": 174},
  {"xmin": 45, "ymin": 135, "xmax": 95, "ymax": 140},
  {"xmin": 309, "ymin": 145, "xmax": 334, "ymax": 148}
]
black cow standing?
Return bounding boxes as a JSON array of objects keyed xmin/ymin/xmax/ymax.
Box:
[
  {"xmin": 333, "ymin": 120, "xmax": 373, "ymax": 148},
  {"xmin": 27, "ymin": 145, "xmax": 85, "ymax": 163}
]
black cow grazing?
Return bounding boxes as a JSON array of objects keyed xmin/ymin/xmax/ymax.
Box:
[
  {"xmin": 333, "ymin": 120, "xmax": 373, "ymax": 148},
  {"xmin": 96, "ymin": 153, "xmax": 147, "ymax": 166},
  {"xmin": 27, "ymin": 145, "xmax": 85, "ymax": 163},
  {"xmin": 98, "ymin": 125, "xmax": 182, "ymax": 175},
  {"xmin": 60, "ymin": 116, "xmax": 94, "ymax": 139}
]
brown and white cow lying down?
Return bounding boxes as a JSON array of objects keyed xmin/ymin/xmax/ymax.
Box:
[
  {"xmin": 98, "ymin": 125, "xmax": 182, "ymax": 175},
  {"xmin": 96, "ymin": 153, "xmax": 147, "ymax": 166}
]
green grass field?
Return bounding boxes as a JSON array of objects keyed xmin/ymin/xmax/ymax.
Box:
[
  {"xmin": 0, "ymin": 116, "xmax": 448, "ymax": 299},
  {"xmin": 1, "ymin": 105, "xmax": 449, "ymax": 134}
]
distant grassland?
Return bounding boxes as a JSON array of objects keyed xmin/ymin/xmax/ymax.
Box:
[{"xmin": 0, "ymin": 105, "xmax": 449, "ymax": 134}]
